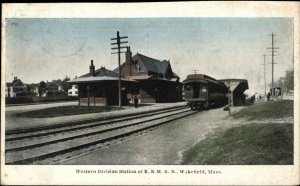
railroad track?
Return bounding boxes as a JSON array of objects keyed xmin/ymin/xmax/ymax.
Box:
[{"xmin": 6, "ymin": 106, "xmax": 198, "ymax": 165}]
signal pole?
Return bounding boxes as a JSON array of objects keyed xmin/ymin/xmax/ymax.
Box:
[
  {"xmin": 261, "ymin": 54, "xmax": 267, "ymax": 96},
  {"xmin": 266, "ymin": 33, "xmax": 279, "ymax": 97},
  {"xmin": 111, "ymin": 31, "xmax": 128, "ymax": 107}
]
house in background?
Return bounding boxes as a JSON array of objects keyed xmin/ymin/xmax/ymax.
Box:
[
  {"xmin": 26, "ymin": 83, "xmax": 39, "ymax": 96},
  {"xmin": 115, "ymin": 47, "xmax": 182, "ymax": 103},
  {"xmin": 68, "ymin": 84, "xmax": 78, "ymax": 97},
  {"xmin": 47, "ymin": 80, "xmax": 63, "ymax": 96},
  {"xmin": 5, "ymin": 83, "xmax": 13, "ymax": 97},
  {"xmin": 5, "ymin": 77, "xmax": 28, "ymax": 97}
]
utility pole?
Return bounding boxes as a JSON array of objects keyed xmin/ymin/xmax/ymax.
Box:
[
  {"xmin": 261, "ymin": 54, "xmax": 267, "ymax": 96},
  {"xmin": 111, "ymin": 31, "xmax": 128, "ymax": 107},
  {"xmin": 191, "ymin": 69, "xmax": 198, "ymax": 74},
  {"xmin": 258, "ymin": 62, "xmax": 260, "ymax": 88},
  {"xmin": 266, "ymin": 33, "xmax": 279, "ymax": 98}
]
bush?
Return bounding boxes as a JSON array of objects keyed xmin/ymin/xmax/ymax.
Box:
[
  {"xmin": 5, "ymin": 97, "xmax": 35, "ymax": 104},
  {"xmin": 6, "ymin": 95, "xmax": 78, "ymax": 104},
  {"xmin": 245, "ymin": 96, "xmax": 255, "ymax": 106}
]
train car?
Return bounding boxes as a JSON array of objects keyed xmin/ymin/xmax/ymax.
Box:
[{"xmin": 183, "ymin": 74, "xmax": 228, "ymax": 110}]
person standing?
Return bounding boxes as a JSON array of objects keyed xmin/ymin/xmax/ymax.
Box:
[{"xmin": 134, "ymin": 95, "xmax": 138, "ymax": 108}]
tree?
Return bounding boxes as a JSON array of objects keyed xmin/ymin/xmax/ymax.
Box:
[
  {"xmin": 284, "ymin": 69, "xmax": 294, "ymax": 92},
  {"xmin": 273, "ymin": 69, "xmax": 294, "ymax": 94},
  {"xmin": 61, "ymin": 76, "xmax": 72, "ymax": 95},
  {"xmin": 38, "ymin": 81, "xmax": 47, "ymax": 97}
]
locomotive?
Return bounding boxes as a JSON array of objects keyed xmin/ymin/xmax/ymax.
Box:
[{"xmin": 183, "ymin": 74, "xmax": 228, "ymax": 110}]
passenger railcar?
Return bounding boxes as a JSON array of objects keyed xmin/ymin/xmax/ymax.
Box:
[{"xmin": 183, "ymin": 74, "xmax": 227, "ymax": 110}]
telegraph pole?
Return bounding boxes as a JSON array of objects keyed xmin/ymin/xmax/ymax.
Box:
[
  {"xmin": 266, "ymin": 33, "xmax": 279, "ymax": 97},
  {"xmin": 258, "ymin": 62, "xmax": 260, "ymax": 87},
  {"xmin": 191, "ymin": 69, "xmax": 198, "ymax": 74},
  {"xmin": 111, "ymin": 31, "xmax": 128, "ymax": 107},
  {"xmin": 261, "ymin": 54, "xmax": 267, "ymax": 96}
]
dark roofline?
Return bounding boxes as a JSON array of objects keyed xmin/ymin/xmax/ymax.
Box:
[
  {"xmin": 219, "ymin": 79, "xmax": 249, "ymax": 90},
  {"xmin": 135, "ymin": 53, "xmax": 167, "ymax": 63},
  {"xmin": 218, "ymin": 79, "xmax": 248, "ymax": 82},
  {"xmin": 81, "ymin": 66, "xmax": 118, "ymax": 78},
  {"xmin": 185, "ymin": 74, "xmax": 218, "ymax": 81},
  {"xmin": 172, "ymin": 72, "xmax": 180, "ymax": 78},
  {"xmin": 48, "ymin": 82, "xmax": 60, "ymax": 85},
  {"xmin": 135, "ymin": 53, "xmax": 174, "ymax": 76}
]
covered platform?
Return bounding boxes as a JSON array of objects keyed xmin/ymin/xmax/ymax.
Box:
[
  {"xmin": 68, "ymin": 61, "xmax": 137, "ymax": 106},
  {"xmin": 218, "ymin": 79, "xmax": 249, "ymax": 106},
  {"xmin": 128, "ymin": 75, "xmax": 182, "ymax": 103}
]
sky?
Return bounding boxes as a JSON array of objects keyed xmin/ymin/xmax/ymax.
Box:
[{"xmin": 5, "ymin": 18, "xmax": 294, "ymax": 95}]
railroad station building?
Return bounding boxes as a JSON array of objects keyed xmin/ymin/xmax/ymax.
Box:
[
  {"xmin": 115, "ymin": 47, "xmax": 182, "ymax": 103},
  {"xmin": 218, "ymin": 79, "xmax": 249, "ymax": 106},
  {"xmin": 69, "ymin": 47, "xmax": 182, "ymax": 106},
  {"xmin": 68, "ymin": 60, "xmax": 136, "ymax": 106}
]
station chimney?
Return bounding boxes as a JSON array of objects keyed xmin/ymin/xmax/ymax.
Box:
[
  {"xmin": 126, "ymin": 47, "xmax": 133, "ymax": 76},
  {"xmin": 90, "ymin": 60, "xmax": 95, "ymax": 76},
  {"xmin": 126, "ymin": 46, "xmax": 132, "ymax": 62}
]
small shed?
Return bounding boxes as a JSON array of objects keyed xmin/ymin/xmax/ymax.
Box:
[{"xmin": 218, "ymin": 79, "xmax": 249, "ymax": 106}]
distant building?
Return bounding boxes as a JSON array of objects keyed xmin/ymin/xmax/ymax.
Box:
[
  {"xmin": 5, "ymin": 77, "xmax": 28, "ymax": 97},
  {"xmin": 47, "ymin": 80, "xmax": 63, "ymax": 96},
  {"xmin": 115, "ymin": 47, "xmax": 182, "ymax": 103},
  {"xmin": 5, "ymin": 83, "xmax": 13, "ymax": 97},
  {"xmin": 26, "ymin": 83, "xmax": 39, "ymax": 96},
  {"xmin": 68, "ymin": 84, "xmax": 78, "ymax": 97}
]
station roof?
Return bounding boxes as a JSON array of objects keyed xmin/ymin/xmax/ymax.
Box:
[
  {"xmin": 128, "ymin": 75, "xmax": 152, "ymax": 80},
  {"xmin": 114, "ymin": 53, "xmax": 179, "ymax": 79},
  {"xmin": 133, "ymin": 53, "xmax": 171, "ymax": 75},
  {"xmin": 80, "ymin": 66, "xmax": 119, "ymax": 78},
  {"xmin": 218, "ymin": 79, "xmax": 249, "ymax": 92},
  {"xmin": 68, "ymin": 66, "xmax": 135, "ymax": 84},
  {"xmin": 68, "ymin": 76, "xmax": 135, "ymax": 84},
  {"xmin": 128, "ymin": 75, "xmax": 180, "ymax": 83}
]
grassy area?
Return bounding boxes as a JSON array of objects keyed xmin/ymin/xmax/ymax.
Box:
[
  {"xmin": 182, "ymin": 123, "xmax": 293, "ymax": 165},
  {"xmin": 232, "ymin": 100, "xmax": 293, "ymax": 120},
  {"xmin": 14, "ymin": 106, "xmax": 122, "ymax": 118},
  {"xmin": 182, "ymin": 100, "xmax": 294, "ymax": 165}
]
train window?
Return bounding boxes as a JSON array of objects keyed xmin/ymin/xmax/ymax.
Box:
[
  {"xmin": 202, "ymin": 87, "xmax": 207, "ymax": 92},
  {"xmin": 185, "ymin": 85, "xmax": 192, "ymax": 91}
]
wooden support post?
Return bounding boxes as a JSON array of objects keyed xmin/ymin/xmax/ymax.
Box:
[{"xmin": 87, "ymin": 85, "xmax": 90, "ymax": 111}]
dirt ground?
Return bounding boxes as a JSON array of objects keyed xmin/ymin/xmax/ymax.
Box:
[{"xmin": 62, "ymin": 106, "xmax": 249, "ymax": 165}]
